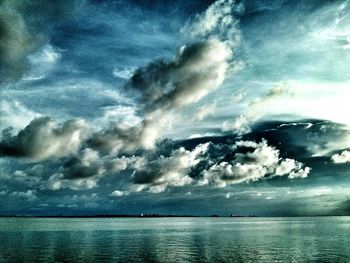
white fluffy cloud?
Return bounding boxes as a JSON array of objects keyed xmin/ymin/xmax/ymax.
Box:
[
  {"xmin": 331, "ymin": 150, "xmax": 350, "ymax": 163},
  {"xmin": 199, "ymin": 139, "xmax": 311, "ymax": 187},
  {"xmin": 131, "ymin": 143, "xmax": 210, "ymax": 193}
]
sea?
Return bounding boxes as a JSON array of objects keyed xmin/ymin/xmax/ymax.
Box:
[{"xmin": 0, "ymin": 217, "xmax": 349, "ymax": 262}]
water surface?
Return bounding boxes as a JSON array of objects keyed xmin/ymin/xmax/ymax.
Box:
[{"xmin": 0, "ymin": 217, "xmax": 349, "ymax": 262}]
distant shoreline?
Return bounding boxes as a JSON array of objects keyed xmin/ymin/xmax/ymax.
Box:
[{"xmin": 0, "ymin": 215, "xmax": 348, "ymax": 218}]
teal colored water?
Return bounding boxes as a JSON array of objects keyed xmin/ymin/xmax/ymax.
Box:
[{"xmin": 0, "ymin": 217, "xmax": 349, "ymax": 262}]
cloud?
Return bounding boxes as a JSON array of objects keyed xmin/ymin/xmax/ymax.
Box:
[
  {"xmin": 0, "ymin": 0, "xmax": 317, "ymax": 197},
  {"xmin": 222, "ymin": 115, "xmax": 251, "ymax": 135},
  {"xmin": 60, "ymin": 148, "xmax": 104, "ymax": 179},
  {"xmin": 110, "ymin": 190, "xmax": 127, "ymax": 197},
  {"xmin": 94, "ymin": 0, "xmax": 240, "ymax": 153},
  {"xmin": 0, "ymin": 100, "xmax": 42, "ymax": 130},
  {"xmin": 249, "ymin": 82, "xmax": 296, "ymax": 107},
  {"xmin": 87, "ymin": 121, "xmax": 156, "ymax": 154},
  {"xmin": 89, "ymin": 38, "xmax": 233, "ymax": 154},
  {"xmin": 182, "ymin": 0, "xmax": 242, "ymax": 46},
  {"xmin": 13, "ymin": 168, "xmax": 42, "ymax": 187},
  {"xmin": 120, "ymin": 136, "xmax": 310, "ymax": 193},
  {"xmin": 1, "ymin": 0, "xmax": 239, "ymax": 164},
  {"xmin": 0, "ymin": 0, "xmax": 38, "ymax": 82},
  {"xmin": 24, "ymin": 44, "xmax": 62, "ymax": 81},
  {"xmin": 129, "ymin": 39, "xmax": 232, "ymax": 112},
  {"xmin": 199, "ymin": 139, "xmax": 311, "ymax": 187},
  {"xmin": 331, "ymin": 150, "xmax": 350, "ymax": 163},
  {"xmin": 131, "ymin": 143, "xmax": 210, "ymax": 193},
  {"xmin": 44, "ymin": 173, "xmax": 98, "ymax": 191},
  {"xmin": 0, "ymin": 0, "xmax": 81, "ymax": 84},
  {"xmin": 0, "ymin": 117, "xmax": 88, "ymax": 161},
  {"xmin": 0, "ymin": 119, "xmax": 315, "ymax": 194},
  {"xmin": 49, "ymin": 148, "xmax": 136, "ymax": 182},
  {"xmin": 113, "ymin": 67, "xmax": 136, "ymax": 80},
  {"xmin": 9, "ymin": 190, "xmax": 37, "ymax": 201},
  {"xmin": 192, "ymin": 103, "xmax": 216, "ymax": 121},
  {"xmin": 222, "ymin": 82, "xmax": 298, "ymax": 136}
]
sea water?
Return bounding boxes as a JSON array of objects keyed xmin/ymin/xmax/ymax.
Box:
[{"xmin": 0, "ymin": 217, "xmax": 349, "ymax": 262}]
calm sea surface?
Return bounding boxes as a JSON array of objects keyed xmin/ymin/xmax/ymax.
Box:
[{"xmin": 0, "ymin": 217, "xmax": 349, "ymax": 262}]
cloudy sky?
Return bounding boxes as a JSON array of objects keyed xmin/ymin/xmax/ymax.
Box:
[{"xmin": 0, "ymin": 0, "xmax": 350, "ymax": 216}]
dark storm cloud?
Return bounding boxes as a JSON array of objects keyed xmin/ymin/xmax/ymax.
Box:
[{"xmin": 0, "ymin": 0, "xmax": 83, "ymax": 83}]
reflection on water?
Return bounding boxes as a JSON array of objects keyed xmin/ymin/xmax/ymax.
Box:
[{"xmin": 0, "ymin": 217, "xmax": 349, "ymax": 262}]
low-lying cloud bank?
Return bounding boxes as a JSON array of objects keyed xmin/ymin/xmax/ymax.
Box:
[{"xmin": 0, "ymin": 117, "xmax": 312, "ymax": 193}]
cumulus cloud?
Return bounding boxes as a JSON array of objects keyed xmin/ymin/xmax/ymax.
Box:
[
  {"xmin": 87, "ymin": 120, "xmax": 164, "ymax": 154},
  {"xmin": 109, "ymin": 138, "xmax": 310, "ymax": 193},
  {"xmin": 60, "ymin": 148, "xmax": 104, "ymax": 179},
  {"xmin": 331, "ymin": 150, "xmax": 350, "ymax": 163},
  {"xmin": 131, "ymin": 143, "xmax": 209, "ymax": 193},
  {"xmin": 50, "ymin": 149, "xmax": 138, "ymax": 182},
  {"xmin": 0, "ymin": 117, "xmax": 88, "ymax": 161},
  {"xmin": 129, "ymin": 39, "xmax": 232, "ymax": 112},
  {"xmin": 44, "ymin": 173, "xmax": 98, "ymax": 191},
  {"xmin": 0, "ymin": 123, "xmax": 312, "ymax": 193},
  {"xmin": 199, "ymin": 139, "xmax": 311, "ymax": 187}
]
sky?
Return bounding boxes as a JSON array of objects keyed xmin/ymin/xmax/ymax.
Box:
[{"xmin": 0, "ymin": 0, "xmax": 350, "ymax": 216}]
